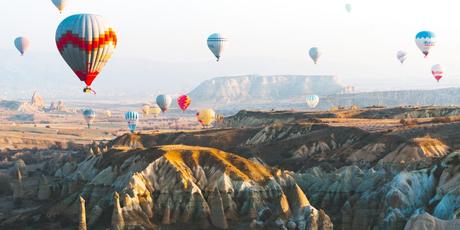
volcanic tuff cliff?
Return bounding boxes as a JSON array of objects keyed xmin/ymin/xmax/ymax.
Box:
[
  {"xmin": 40, "ymin": 145, "xmax": 332, "ymax": 230},
  {"xmin": 188, "ymin": 75, "xmax": 349, "ymax": 108}
]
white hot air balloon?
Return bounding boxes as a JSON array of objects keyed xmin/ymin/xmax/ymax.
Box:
[
  {"xmin": 306, "ymin": 95, "xmax": 320, "ymax": 109},
  {"xmin": 397, "ymin": 51, "xmax": 407, "ymax": 64},
  {"xmin": 207, "ymin": 33, "xmax": 228, "ymax": 62},
  {"xmin": 309, "ymin": 47, "xmax": 321, "ymax": 64},
  {"xmin": 14, "ymin": 37, "xmax": 30, "ymax": 56},
  {"xmin": 51, "ymin": 0, "xmax": 68, "ymax": 13},
  {"xmin": 431, "ymin": 64, "xmax": 444, "ymax": 82},
  {"xmin": 345, "ymin": 4, "xmax": 352, "ymax": 13}
]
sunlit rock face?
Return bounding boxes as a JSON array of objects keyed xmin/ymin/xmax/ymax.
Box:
[
  {"xmin": 46, "ymin": 145, "xmax": 332, "ymax": 230},
  {"xmin": 294, "ymin": 151, "xmax": 460, "ymax": 230}
]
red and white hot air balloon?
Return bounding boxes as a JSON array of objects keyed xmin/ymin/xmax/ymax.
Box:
[
  {"xmin": 431, "ymin": 64, "xmax": 444, "ymax": 82},
  {"xmin": 55, "ymin": 14, "xmax": 117, "ymax": 94}
]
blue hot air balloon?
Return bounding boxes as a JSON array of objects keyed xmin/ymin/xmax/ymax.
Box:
[
  {"xmin": 415, "ymin": 31, "xmax": 436, "ymax": 57},
  {"xmin": 82, "ymin": 109, "xmax": 96, "ymax": 128},
  {"xmin": 125, "ymin": 111, "xmax": 140, "ymax": 133}
]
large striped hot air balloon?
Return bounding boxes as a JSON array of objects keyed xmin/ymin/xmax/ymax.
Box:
[
  {"xmin": 306, "ymin": 95, "xmax": 320, "ymax": 109},
  {"xmin": 51, "ymin": 0, "xmax": 68, "ymax": 13},
  {"xmin": 82, "ymin": 109, "xmax": 96, "ymax": 128},
  {"xmin": 415, "ymin": 31, "xmax": 436, "ymax": 57},
  {"xmin": 177, "ymin": 95, "xmax": 191, "ymax": 112},
  {"xmin": 196, "ymin": 109, "xmax": 216, "ymax": 127},
  {"xmin": 156, "ymin": 95, "xmax": 172, "ymax": 112},
  {"xmin": 56, "ymin": 14, "xmax": 117, "ymax": 94},
  {"xmin": 125, "ymin": 111, "xmax": 140, "ymax": 133},
  {"xmin": 14, "ymin": 37, "xmax": 30, "ymax": 56},
  {"xmin": 207, "ymin": 33, "xmax": 228, "ymax": 62}
]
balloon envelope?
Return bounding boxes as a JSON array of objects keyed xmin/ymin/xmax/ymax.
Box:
[
  {"xmin": 207, "ymin": 33, "xmax": 228, "ymax": 61},
  {"xmin": 56, "ymin": 14, "xmax": 117, "ymax": 89},
  {"xmin": 51, "ymin": 0, "xmax": 68, "ymax": 13},
  {"xmin": 196, "ymin": 109, "xmax": 216, "ymax": 126},
  {"xmin": 142, "ymin": 104, "xmax": 151, "ymax": 115},
  {"xmin": 309, "ymin": 47, "xmax": 321, "ymax": 64},
  {"xmin": 306, "ymin": 95, "xmax": 320, "ymax": 108},
  {"xmin": 156, "ymin": 95, "xmax": 172, "ymax": 112},
  {"xmin": 397, "ymin": 51, "xmax": 407, "ymax": 64},
  {"xmin": 432, "ymin": 64, "xmax": 444, "ymax": 82},
  {"xmin": 150, "ymin": 106, "xmax": 162, "ymax": 117},
  {"xmin": 415, "ymin": 31, "xmax": 436, "ymax": 57},
  {"xmin": 177, "ymin": 95, "xmax": 191, "ymax": 112},
  {"xmin": 125, "ymin": 111, "xmax": 140, "ymax": 133},
  {"xmin": 83, "ymin": 109, "xmax": 96, "ymax": 128},
  {"xmin": 345, "ymin": 4, "xmax": 352, "ymax": 13},
  {"xmin": 14, "ymin": 37, "xmax": 30, "ymax": 56}
]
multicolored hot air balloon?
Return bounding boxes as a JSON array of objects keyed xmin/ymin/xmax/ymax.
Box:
[
  {"xmin": 431, "ymin": 64, "xmax": 444, "ymax": 82},
  {"xmin": 309, "ymin": 47, "xmax": 321, "ymax": 64},
  {"xmin": 177, "ymin": 95, "xmax": 191, "ymax": 112},
  {"xmin": 125, "ymin": 111, "xmax": 140, "ymax": 133},
  {"xmin": 306, "ymin": 95, "xmax": 320, "ymax": 109},
  {"xmin": 83, "ymin": 109, "xmax": 96, "ymax": 128},
  {"xmin": 207, "ymin": 33, "xmax": 228, "ymax": 62},
  {"xmin": 345, "ymin": 4, "xmax": 352, "ymax": 13},
  {"xmin": 397, "ymin": 51, "xmax": 407, "ymax": 64},
  {"xmin": 51, "ymin": 0, "xmax": 68, "ymax": 13},
  {"xmin": 156, "ymin": 95, "xmax": 172, "ymax": 112},
  {"xmin": 415, "ymin": 31, "xmax": 436, "ymax": 57},
  {"xmin": 14, "ymin": 37, "xmax": 30, "ymax": 56},
  {"xmin": 196, "ymin": 109, "xmax": 216, "ymax": 127},
  {"xmin": 56, "ymin": 14, "xmax": 117, "ymax": 94}
]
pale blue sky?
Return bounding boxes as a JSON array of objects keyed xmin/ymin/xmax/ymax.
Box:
[{"xmin": 2, "ymin": 0, "xmax": 460, "ymax": 94}]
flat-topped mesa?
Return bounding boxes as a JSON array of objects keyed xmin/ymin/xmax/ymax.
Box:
[{"xmin": 49, "ymin": 145, "xmax": 332, "ymax": 229}]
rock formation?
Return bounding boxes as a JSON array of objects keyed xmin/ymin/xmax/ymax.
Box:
[
  {"xmin": 79, "ymin": 196, "xmax": 87, "ymax": 230},
  {"xmin": 31, "ymin": 91, "xmax": 45, "ymax": 109}
]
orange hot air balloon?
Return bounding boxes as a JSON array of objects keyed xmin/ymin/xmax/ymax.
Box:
[{"xmin": 177, "ymin": 95, "xmax": 191, "ymax": 112}]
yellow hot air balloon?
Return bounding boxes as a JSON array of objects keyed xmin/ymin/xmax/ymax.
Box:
[
  {"xmin": 196, "ymin": 109, "xmax": 216, "ymax": 127},
  {"xmin": 105, "ymin": 110, "xmax": 112, "ymax": 118},
  {"xmin": 142, "ymin": 104, "xmax": 151, "ymax": 116},
  {"xmin": 150, "ymin": 106, "xmax": 162, "ymax": 117}
]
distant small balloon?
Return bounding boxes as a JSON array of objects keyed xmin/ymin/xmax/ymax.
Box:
[
  {"xmin": 156, "ymin": 95, "xmax": 172, "ymax": 112},
  {"xmin": 415, "ymin": 31, "xmax": 436, "ymax": 57},
  {"xmin": 125, "ymin": 111, "xmax": 140, "ymax": 133},
  {"xmin": 345, "ymin": 4, "xmax": 352, "ymax": 13},
  {"xmin": 309, "ymin": 47, "xmax": 321, "ymax": 64},
  {"xmin": 196, "ymin": 109, "xmax": 216, "ymax": 127},
  {"xmin": 83, "ymin": 109, "xmax": 96, "ymax": 128},
  {"xmin": 397, "ymin": 51, "xmax": 407, "ymax": 64},
  {"xmin": 14, "ymin": 37, "xmax": 30, "ymax": 56},
  {"xmin": 306, "ymin": 95, "xmax": 320, "ymax": 108},
  {"xmin": 207, "ymin": 33, "xmax": 228, "ymax": 62},
  {"xmin": 142, "ymin": 104, "xmax": 151, "ymax": 116},
  {"xmin": 51, "ymin": 0, "xmax": 68, "ymax": 13},
  {"xmin": 431, "ymin": 64, "xmax": 444, "ymax": 82}
]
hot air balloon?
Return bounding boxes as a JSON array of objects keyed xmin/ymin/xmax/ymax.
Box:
[
  {"xmin": 56, "ymin": 14, "xmax": 117, "ymax": 94},
  {"xmin": 142, "ymin": 104, "xmax": 151, "ymax": 116},
  {"xmin": 177, "ymin": 95, "xmax": 191, "ymax": 112},
  {"xmin": 432, "ymin": 64, "xmax": 444, "ymax": 82},
  {"xmin": 125, "ymin": 111, "xmax": 140, "ymax": 133},
  {"xmin": 207, "ymin": 33, "xmax": 228, "ymax": 62},
  {"xmin": 397, "ymin": 51, "xmax": 407, "ymax": 64},
  {"xmin": 150, "ymin": 106, "xmax": 162, "ymax": 117},
  {"xmin": 196, "ymin": 109, "xmax": 216, "ymax": 127},
  {"xmin": 51, "ymin": 0, "xmax": 68, "ymax": 13},
  {"xmin": 83, "ymin": 109, "xmax": 96, "ymax": 128},
  {"xmin": 415, "ymin": 31, "xmax": 436, "ymax": 57},
  {"xmin": 309, "ymin": 47, "xmax": 321, "ymax": 64},
  {"xmin": 306, "ymin": 95, "xmax": 320, "ymax": 109},
  {"xmin": 14, "ymin": 37, "xmax": 30, "ymax": 56},
  {"xmin": 345, "ymin": 4, "xmax": 352, "ymax": 13},
  {"xmin": 156, "ymin": 95, "xmax": 172, "ymax": 112},
  {"xmin": 105, "ymin": 110, "xmax": 112, "ymax": 118}
]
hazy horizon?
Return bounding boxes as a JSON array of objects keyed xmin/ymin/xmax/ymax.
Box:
[{"xmin": 2, "ymin": 0, "xmax": 460, "ymax": 100}]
